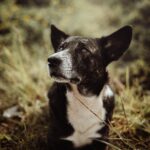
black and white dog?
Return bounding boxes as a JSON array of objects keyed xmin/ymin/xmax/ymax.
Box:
[{"xmin": 47, "ymin": 25, "xmax": 132, "ymax": 150}]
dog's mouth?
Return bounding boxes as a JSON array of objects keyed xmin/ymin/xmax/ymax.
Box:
[
  {"xmin": 50, "ymin": 72, "xmax": 80, "ymax": 84},
  {"xmin": 51, "ymin": 72, "xmax": 67, "ymax": 80}
]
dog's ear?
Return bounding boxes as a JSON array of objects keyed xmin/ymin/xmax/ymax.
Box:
[
  {"xmin": 98, "ymin": 26, "xmax": 132, "ymax": 65},
  {"xmin": 51, "ymin": 25, "xmax": 69, "ymax": 52}
]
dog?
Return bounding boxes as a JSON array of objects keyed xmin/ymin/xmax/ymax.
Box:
[{"xmin": 47, "ymin": 25, "xmax": 132, "ymax": 150}]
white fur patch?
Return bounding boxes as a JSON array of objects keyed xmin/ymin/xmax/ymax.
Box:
[
  {"xmin": 104, "ymin": 85, "xmax": 114, "ymax": 98},
  {"xmin": 62, "ymin": 85, "xmax": 110, "ymax": 148}
]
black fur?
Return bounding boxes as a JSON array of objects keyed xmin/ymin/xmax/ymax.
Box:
[
  {"xmin": 47, "ymin": 83, "xmax": 114, "ymax": 150},
  {"xmin": 51, "ymin": 25, "xmax": 68, "ymax": 52},
  {"xmin": 47, "ymin": 25, "xmax": 132, "ymax": 150}
]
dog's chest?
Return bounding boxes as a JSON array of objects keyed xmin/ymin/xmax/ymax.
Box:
[{"xmin": 64, "ymin": 86, "xmax": 106, "ymax": 147}]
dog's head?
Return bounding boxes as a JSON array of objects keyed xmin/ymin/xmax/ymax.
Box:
[{"xmin": 48, "ymin": 25, "xmax": 132, "ymax": 84}]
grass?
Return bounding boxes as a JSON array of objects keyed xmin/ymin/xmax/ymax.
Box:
[
  {"xmin": 0, "ymin": 0, "xmax": 150, "ymax": 149},
  {"xmin": 110, "ymin": 83, "xmax": 150, "ymax": 149}
]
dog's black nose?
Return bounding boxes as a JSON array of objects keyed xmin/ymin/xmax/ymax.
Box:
[{"xmin": 48, "ymin": 57, "xmax": 61, "ymax": 68}]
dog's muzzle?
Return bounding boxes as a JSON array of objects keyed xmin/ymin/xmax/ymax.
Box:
[
  {"xmin": 48, "ymin": 56, "xmax": 80, "ymax": 83},
  {"xmin": 48, "ymin": 57, "xmax": 62, "ymax": 77}
]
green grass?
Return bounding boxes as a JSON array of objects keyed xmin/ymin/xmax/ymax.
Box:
[{"xmin": 0, "ymin": 0, "xmax": 150, "ymax": 149}]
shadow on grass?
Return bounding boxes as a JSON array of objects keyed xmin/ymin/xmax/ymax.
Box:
[
  {"xmin": 0, "ymin": 105, "xmax": 150, "ymax": 150},
  {"xmin": 0, "ymin": 106, "xmax": 49, "ymax": 150}
]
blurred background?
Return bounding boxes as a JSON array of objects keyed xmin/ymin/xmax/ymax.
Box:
[{"xmin": 0, "ymin": 0, "xmax": 150, "ymax": 149}]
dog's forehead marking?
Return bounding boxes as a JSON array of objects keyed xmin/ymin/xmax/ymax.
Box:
[
  {"xmin": 62, "ymin": 84, "xmax": 113, "ymax": 148},
  {"xmin": 65, "ymin": 36, "xmax": 92, "ymax": 45},
  {"xmin": 64, "ymin": 37, "xmax": 98, "ymax": 53}
]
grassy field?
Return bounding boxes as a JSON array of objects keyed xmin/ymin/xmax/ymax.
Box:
[{"xmin": 0, "ymin": 0, "xmax": 150, "ymax": 149}]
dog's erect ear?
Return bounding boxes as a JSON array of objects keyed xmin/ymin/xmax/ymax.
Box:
[
  {"xmin": 98, "ymin": 26, "xmax": 132, "ymax": 65},
  {"xmin": 51, "ymin": 25, "xmax": 69, "ymax": 52}
]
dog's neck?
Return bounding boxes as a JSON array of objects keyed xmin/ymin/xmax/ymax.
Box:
[
  {"xmin": 67, "ymin": 71, "xmax": 108, "ymax": 96},
  {"xmin": 64, "ymin": 72, "xmax": 113, "ymax": 148}
]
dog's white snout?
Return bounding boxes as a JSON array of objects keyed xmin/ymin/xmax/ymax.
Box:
[{"xmin": 48, "ymin": 49, "xmax": 73, "ymax": 79}]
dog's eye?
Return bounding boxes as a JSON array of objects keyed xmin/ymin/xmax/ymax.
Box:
[
  {"xmin": 81, "ymin": 48, "xmax": 91, "ymax": 54},
  {"xmin": 81, "ymin": 49, "xmax": 87, "ymax": 53}
]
